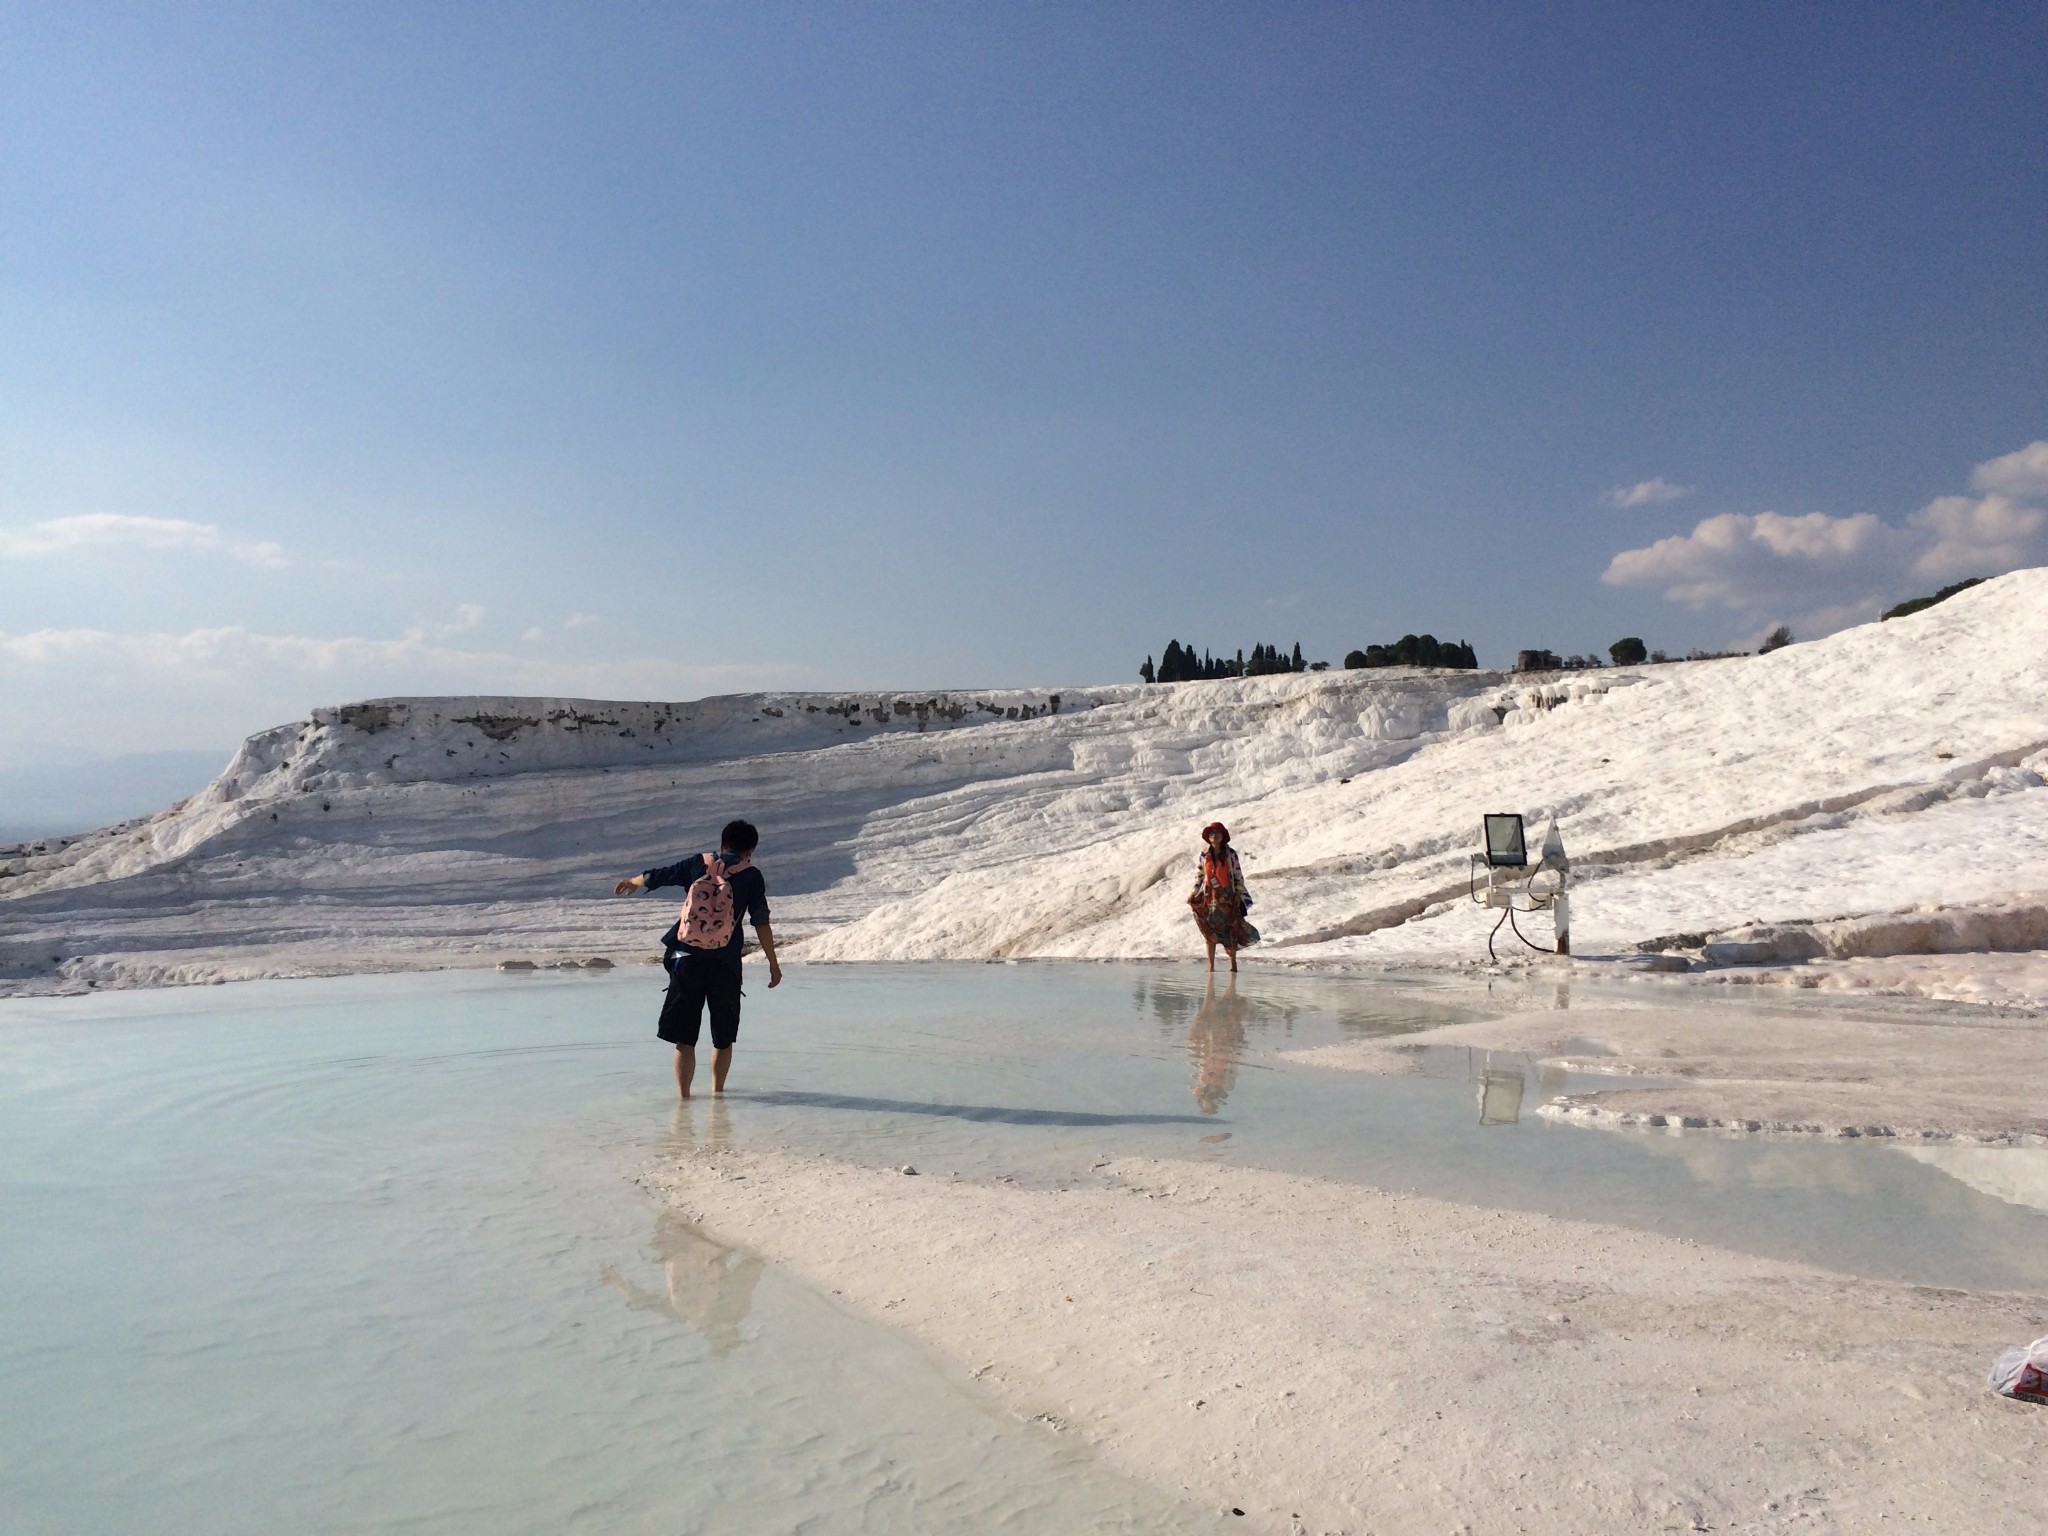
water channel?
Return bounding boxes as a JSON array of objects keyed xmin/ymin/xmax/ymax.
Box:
[{"xmin": 5, "ymin": 963, "xmax": 2042, "ymax": 1533}]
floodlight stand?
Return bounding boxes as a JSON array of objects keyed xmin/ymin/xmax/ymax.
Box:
[{"xmin": 1470, "ymin": 816, "xmax": 1571, "ymax": 962}]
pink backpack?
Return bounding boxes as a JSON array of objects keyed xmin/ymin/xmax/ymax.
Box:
[{"xmin": 678, "ymin": 851, "xmax": 749, "ymax": 950}]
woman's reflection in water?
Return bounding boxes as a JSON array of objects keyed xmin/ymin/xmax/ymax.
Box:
[
  {"xmin": 1187, "ymin": 973, "xmax": 1249, "ymax": 1114},
  {"xmin": 601, "ymin": 1210, "xmax": 764, "ymax": 1356}
]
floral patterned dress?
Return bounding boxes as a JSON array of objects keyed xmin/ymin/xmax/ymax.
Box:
[{"xmin": 1189, "ymin": 848, "xmax": 1256, "ymax": 948}]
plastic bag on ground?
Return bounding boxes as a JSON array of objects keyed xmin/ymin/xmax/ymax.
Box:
[{"xmin": 1988, "ymin": 1336, "xmax": 2048, "ymax": 1404}]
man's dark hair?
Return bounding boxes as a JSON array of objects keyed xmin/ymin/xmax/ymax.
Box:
[{"xmin": 720, "ymin": 819, "xmax": 760, "ymax": 855}]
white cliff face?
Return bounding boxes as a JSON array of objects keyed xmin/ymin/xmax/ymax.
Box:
[
  {"xmin": 4, "ymin": 568, "xmax": 2047, "ymax": 1000},
  {"xmin": 0, "ymin": 686, "xmax": 1101, "ymax": 897}
]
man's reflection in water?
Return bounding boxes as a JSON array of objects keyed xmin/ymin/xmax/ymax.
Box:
[
  {"xmin": 601, "ymin": 1211, "xmax": 764, "ymax": 1356},
  {"xmin": 1187, "ymin": 973, "xmax": 1249, "ymax": 1114},
  {"xmin": 666, "ymin": 1097, "xmax": 733, "ymax": 1154}
]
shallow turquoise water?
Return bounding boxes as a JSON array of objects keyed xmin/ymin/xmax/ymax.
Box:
[
  {"xmin": 692, "ymin": 964, "xmax": 2048, "ymax": 1294},
  {"xmin": 0, "ymin": 969, "xmax": 1242, "ymax": 1536},
  {"xmin": 3, "ymin": 963, "xmax": 2043, "ymax": 1534}
]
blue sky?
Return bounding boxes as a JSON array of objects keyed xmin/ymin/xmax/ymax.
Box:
[{"xmin": 2, "ymin": 3, "xmax": 2044, "ymax": 767}]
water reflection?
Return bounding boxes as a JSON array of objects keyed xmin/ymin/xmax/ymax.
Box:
[
  {"xmin": 1187, "ymin": 975, "xmax": 1249, "ymax": 1114},
  {"xmin": 1631, "ymin": 1131, "xmax": 1908, "ymax": 1200},
  {"xmin": 1471, "ymin": 1057, "xmax": 1572, "ymax": 1126},
  {"xmin": 1477, "ymin": 1066, "xmax": 1524, "ymax": 1126},
  {"xmin": 601, "ymin": 1211, "xmax": 763, "ymax": 1357},
  {"xmin": 668, "ymin": 1098, "xmax": 733, "ymax": 1153},
  {"xmin": 662, "ymin": 966, "xmax": 2047, "ymax": 1292},
  {"xmin": 1898, "ymin": 1146, "xmax": 2048, "ymax": 1215},
  {"xmin": 1133, "ymin": 970, "xmax": 1473, "ymax": 1046},
  {"xmin": 745, "ymin": 1089, "xmax": 1212, "ymax": 1128}
]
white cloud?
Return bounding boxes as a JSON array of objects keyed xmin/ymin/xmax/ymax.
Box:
[
  {"xmin": 0, "ymin": 623, "xmax": 696, "ymax": 688},
  {"xmin": 521, "ymin": 627, "xmax": 545, "ymax": 642},
  {"xmin": 1603, "ymin": 440, "xmax": 2048, "ymax": 635},
  {"xmin": 1604, "ymin": 478, "xmax": 1692, "ymax": 509},
  {"xmin": 0, "ymin": 621, "xmax": 810, "ymax": 759},
  {"xmin": 564, "ymin": 612, "xmax": 600, "ymax": 629},
  {"xmin": 436, "ymin": 603, "xmax": 487, "ymax": 637},
  {"xmin": 238, "ymin": 541, "xmax": 291, "ymax": 568},
  {"xmin": 1908, "ymin": 493, "xmax": 2045, "ymax": 580},
  {"xmin": 1970, "ymin": 440, "xmax": 2048, "ymax": 501},
  {"xmin": 0, "ymin": 513, "xmax": 290, "ymax": 568},
  {"xmin": 1748, "ymin": 509, "xmax": 1886, "ymax": 559},
  {"xmin": 0, "ymin": 624, "xmax": 493, "ymax": 681},
  {"xmin": 1741, "ymin": 600, "xmax": 1883, "ymax": 652},
  {"xmin": 1602, "ymin": 510, "xmax": 1891, "ymax": 609}
]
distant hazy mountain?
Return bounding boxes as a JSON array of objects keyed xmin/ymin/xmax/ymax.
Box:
[{"xmin": 0, "ymin": 751, "xmax": 232, "ymax": 843}]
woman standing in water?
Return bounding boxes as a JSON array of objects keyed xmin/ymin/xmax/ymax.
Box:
[{"xmin": 1187, "ymin": 821, "xmax": 1256, "ymax": 971}]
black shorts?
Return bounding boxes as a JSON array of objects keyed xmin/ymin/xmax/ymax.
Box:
[{"xmin": 657, "ymin": 953, "xmax": 743, "ymax": 1050}]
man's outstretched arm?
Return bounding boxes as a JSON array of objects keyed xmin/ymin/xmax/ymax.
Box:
[
  {"xmin": 615, "ymin": 856, "xmax": 701, "ymax": 897},
  {"xmin": 755, "ymin": 923, "xmax": 783, "ymax": 988}
]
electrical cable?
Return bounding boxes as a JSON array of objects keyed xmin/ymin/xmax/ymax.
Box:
[
  {"xmin": 1506, "ymin": 905, "xmax": 1552, "ymax": 955},
  {"xmin": 1480, "ymin": 850, "xmax": 1564, "ymax": 962},
  {"xmin": 1512, "ymin": 858, "xmax": 1562, "ymax": 955}
]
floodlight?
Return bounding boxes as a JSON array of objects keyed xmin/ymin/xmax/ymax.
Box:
[{"xmin": 1482, "ymin": 814, "xmax": 1526, "ymax": 868}]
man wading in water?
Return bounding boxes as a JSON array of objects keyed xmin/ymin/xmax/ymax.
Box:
[{"xmin": 615, "ymin": 819, "xmax": 781, "ymax": 1097}]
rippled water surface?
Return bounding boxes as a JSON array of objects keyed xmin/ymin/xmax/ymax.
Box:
[
  {"xmin": 0, "ymin": 970, "xmax": 1244, "ymax": 1536},
  {"xmin": 4, "ymin": 962, "xmax": 2043, "ymax": 1534}
]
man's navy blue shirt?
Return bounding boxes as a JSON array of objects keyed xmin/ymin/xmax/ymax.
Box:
[{"xmin": 644, "ymin": 854, "xmax": 770, "ymax": 968}]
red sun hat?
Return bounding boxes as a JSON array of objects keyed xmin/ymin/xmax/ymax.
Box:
[{"xmin": 1202, "ymin": 821, "xmax": 1230, "ymax": 841}]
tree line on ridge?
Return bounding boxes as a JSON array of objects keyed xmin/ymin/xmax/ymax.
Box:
[
  {"xmin": 1140, "ymin": 633, "xmax": 1479, "ymax": 682},
  {"xmin": 1143, "ymin": 640, "xmax": 1308, "ymax": 683}
]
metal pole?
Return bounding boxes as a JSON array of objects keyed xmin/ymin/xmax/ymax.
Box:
[{"xmin": 1541, "ymin": 817, "xmax": 1571, "ymax": 956}]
